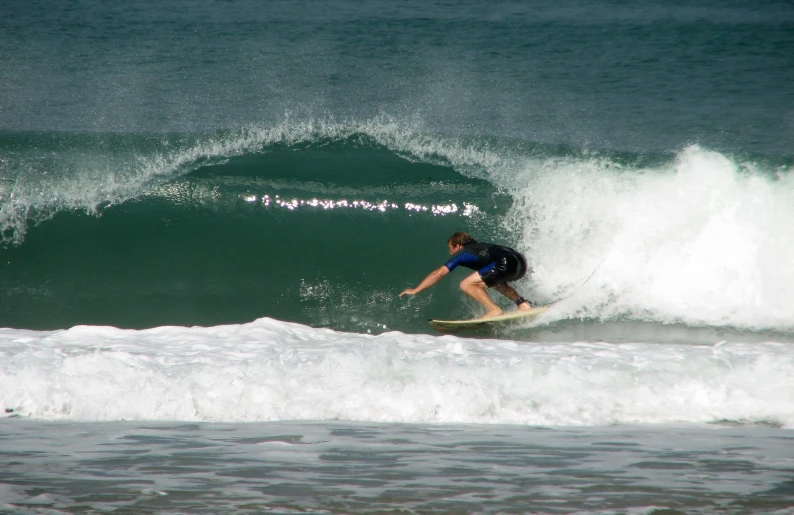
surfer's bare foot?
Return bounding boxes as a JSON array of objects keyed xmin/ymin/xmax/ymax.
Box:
[
  {"xmin": 517, "ymin": 301, "xmax": 532, "ymax": 311},
  {"xmin": 479, "ymin": 309, "xmax": 503, "ymax": 320}
]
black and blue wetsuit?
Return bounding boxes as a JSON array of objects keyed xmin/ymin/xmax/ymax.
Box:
[{"xmin": 444, "ymin": 242, "xmax": 529, "ymax": 287}]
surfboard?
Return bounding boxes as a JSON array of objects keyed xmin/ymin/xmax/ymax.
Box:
[{"xmin": 429, "ymin": 305, "xmax": 550, "ymax": 333}]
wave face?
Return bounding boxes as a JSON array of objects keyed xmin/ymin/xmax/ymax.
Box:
[
  {"xmin": 1, "ymin": 122, "xmax": 793, "ymax": 336},
  {"xmin": 0, "ymin": 123, "xmax": 510, "ymax": 332}
]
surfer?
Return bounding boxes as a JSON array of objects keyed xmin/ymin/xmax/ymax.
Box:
[{"xmin": 399, "ymin": 232, "xmax": 532, "ymax": 319}]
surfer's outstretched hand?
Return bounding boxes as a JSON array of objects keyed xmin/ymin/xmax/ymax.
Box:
[{"xmin": 399, "ymin": 267, "xmax": 448, "ymax": 298}]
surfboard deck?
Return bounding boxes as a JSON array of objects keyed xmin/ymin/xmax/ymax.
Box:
[{"xmin": 429, "ymin": 305, "xmax": 550, "ymax": 333}]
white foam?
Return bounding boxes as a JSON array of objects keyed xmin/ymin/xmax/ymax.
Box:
[{"xmin": 1, "ymin": 317, "xmax": 792, "ymax": 427}]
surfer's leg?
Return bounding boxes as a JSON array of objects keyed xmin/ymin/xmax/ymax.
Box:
[
  {"xmin": 460, "ymin": 272, "xmax": 503, "ymax": 318},
  {"xmin": 493, "ymin": 283, "xmax": 532, "ymax": 311},
  {"xmin": 488, "ymin": 253, "xmax": 531, "ymax": 310}
]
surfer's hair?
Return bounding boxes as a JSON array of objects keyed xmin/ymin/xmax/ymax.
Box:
[{"xmin": 447, "ymin": 232, "xmax": 477, "ymax": 246}]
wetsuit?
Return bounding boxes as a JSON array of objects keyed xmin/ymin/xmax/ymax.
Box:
[{"xmin": 444, "ymin": 242, "xmax": 529, "ymax": 286}]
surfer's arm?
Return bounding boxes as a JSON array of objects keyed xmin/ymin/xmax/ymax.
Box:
[{"xmin": 399, "ymin": 266, "xmax": 450, "ymax": 297}]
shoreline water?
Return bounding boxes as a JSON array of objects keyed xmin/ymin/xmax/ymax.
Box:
[{"xmin": 2, "ymin": 419, "xmax": 793, "ymax": 514}]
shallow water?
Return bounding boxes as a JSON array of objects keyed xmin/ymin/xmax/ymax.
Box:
[{"xmin": 2, "ymin": 420, "xmax": 793, "ymax": 514}]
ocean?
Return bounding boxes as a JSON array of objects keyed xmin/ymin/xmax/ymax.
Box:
[{"xmin": 1, "ymin": 0, "xmax": 793, "ymax": 513}]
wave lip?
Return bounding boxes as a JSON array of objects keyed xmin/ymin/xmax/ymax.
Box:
[
  {"xmin": 1, "ymin": 318, "xmax": 792, "ymax": 428},
  {"xmin": 0, "ymin": 118, "xmax": 497, "ymax": 244}
]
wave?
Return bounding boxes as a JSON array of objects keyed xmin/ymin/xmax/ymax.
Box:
[{"xmin": 0, "ymin": 117, "xmax": 793, "ymax": 334}]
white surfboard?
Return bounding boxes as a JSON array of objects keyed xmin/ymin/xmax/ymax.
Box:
[{"xmin": 429, "ymin": 305, "xmax": 550, "ymax": 333}]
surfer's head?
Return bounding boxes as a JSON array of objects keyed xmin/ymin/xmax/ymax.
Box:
[{"xmin": 447, "ymin": 232, "xmax": 477, "ymax": 247}]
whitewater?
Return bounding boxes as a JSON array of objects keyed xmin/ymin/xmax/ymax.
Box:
[{"xmin": 1, "ymin": 315, "xmax": 791, "ymax": 427}]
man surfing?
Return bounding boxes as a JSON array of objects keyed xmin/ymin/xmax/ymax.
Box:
[{"xmin": 399, "ymin": 232, "xmax": 532, "ymax": 319}]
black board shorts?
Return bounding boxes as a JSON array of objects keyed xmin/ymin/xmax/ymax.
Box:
[{"xmin": 479, "ymin": 251, "xmax": 528, "ymax": 287}]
